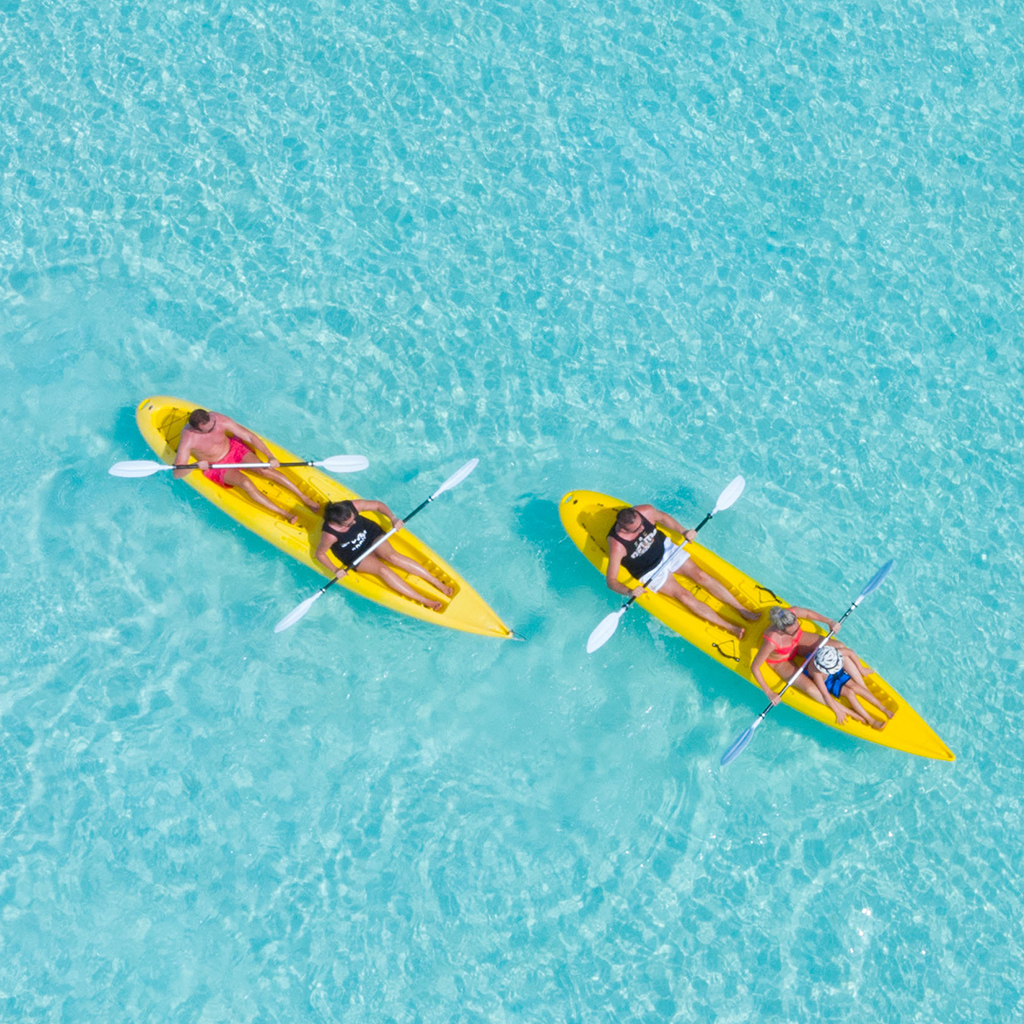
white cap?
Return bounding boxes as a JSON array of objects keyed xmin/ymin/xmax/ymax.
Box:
[{"xmin": 813, "ymin": 645, "xmax": 843, "ymax": 674}]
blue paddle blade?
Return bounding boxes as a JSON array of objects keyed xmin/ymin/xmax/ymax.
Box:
[
  {"xmin": 720, "ymin": 726, "xmax": 754, "ymax": 767},
  {"xmin": 860, "ymin": 559, "xmax": 895, "ymax": 600}
]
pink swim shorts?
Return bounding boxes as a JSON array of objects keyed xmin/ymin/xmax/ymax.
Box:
[{"xmin": 203, "ymin": 437, "xmax": 250, "ymax": 488}]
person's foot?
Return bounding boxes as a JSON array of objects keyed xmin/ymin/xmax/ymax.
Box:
[
  {"xmin": 303, "ymin": 496, "xmax": 320, "ymax": 513},
  {"xmin": 436, "ymin": 581, "xmax": 454, "ymax": 598},
  {"xmin": 740, "ymin": 607, "xmax": 760, "ymax": 623},
  {"xmin": 286, "ymin": 513, "xmax": 300, "ymax": 525},
  {"xmin": 869, "ymin": 716, "xmax": 886, "ymax": 730},
  {"xmin": 727, "ymin": 624, "xmax": 745, "ymax": 640},
  {"xmin": 424, "ymin": 598, "xmax": 443, "ymax": 612}
]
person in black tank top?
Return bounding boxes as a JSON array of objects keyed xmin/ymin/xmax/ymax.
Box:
[
  {"xmin": 314, "ymin": 499, "xmax": 455, "ymax": 611},
  {"xmin": 605, "ymin": 503, "xmax": 761, "ymax": 640},
  {"xmin": 322, "ymin": 509, "xmax": 386, "ymax": 565},
  {"xmin": 607, "ymin": 510, "xmax": 667, "ymax": 577}
]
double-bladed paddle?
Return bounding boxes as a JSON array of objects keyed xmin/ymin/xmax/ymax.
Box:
[
  {"xmin": 273, "ymin": 458, "xmax": 479, "ymax": 633},
  {"xmin": 585, "ymin": 475, "xmax": 747, "ymax": 654},
  {"xmin": 719, "ymin": 558, "xmax": 895, "ymax": 767},
  {"xmin": 109, "ymin": 454, "xmax": 370, "ymax": 478}
]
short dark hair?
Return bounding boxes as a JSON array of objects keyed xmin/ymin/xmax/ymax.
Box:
[
  {"xmin": 188, "ymin": 408, "xmax": 212, "ymax": 430},
  {"xmin": 324, "ymin": 500, "xmax": 357, "ymax": 526},
  {"xmin": 615, "ymin": 507, "xmax": 640, "ymax": 529}
]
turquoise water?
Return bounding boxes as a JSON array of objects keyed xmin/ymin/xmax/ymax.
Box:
[{"xmin": 2, "ymin": 0, "xmax": 1023, "ymax": 1019}]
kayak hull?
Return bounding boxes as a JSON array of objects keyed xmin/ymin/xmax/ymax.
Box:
[
  {"xmin": 136, "ymin": 397, "xmax": 512, "ymax": 639},
  {"xmin": 560, "ymin": 489, "xmax": 954, "ymax": 761}
]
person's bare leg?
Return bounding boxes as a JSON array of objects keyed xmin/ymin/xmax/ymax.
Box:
[
  {"xmin": 680, "ymin": 563, "xmax": 760, "ymax": 621},
  {"xmin": 843, "ymin": 689, "xmax": 884, "ymax": 728},
  {"xmin": 840, "ymin": 653, "xmax": 893, "ymax": 719},
  {"xmin": 783, "ymin": 663, "xmax": 831, "ymax": 705},
  {"xmin": 661, "ymin": 577, "xmax": 744, "ymax": 638},
  {"xmin": 242, "ymin": 455, "xmax": 319, "ymax": 512},
  {"xmin": 225, "ymin": 470, "xmax": 298, "ymax": 524},
  {"xmin": 377, "ymin": 542, "xmax": 453, "ymax": 597},
  {"xmin": 833, "ymin": 641, "xmax": 873, "ymax": 676},
  {"xmin": 358, "ymin": 553, "xmax": 443, "ymax": 610},
  {"xmin": 775, "ymin": 662, "xmax": 853, "ymax": 712}
]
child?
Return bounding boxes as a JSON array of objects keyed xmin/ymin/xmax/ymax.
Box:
[{"xmin": 806, "ymin": 644, "xmax": 894, "ymax": 730}]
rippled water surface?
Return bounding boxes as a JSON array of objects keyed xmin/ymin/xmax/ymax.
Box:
[{"xmin": 2, "ymin": 0, "xmax": 1023, "ymax": 1020}]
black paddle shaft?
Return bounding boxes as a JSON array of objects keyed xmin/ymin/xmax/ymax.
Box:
[{"xmin": 693, "ymin": 510, "xmax": 714, "ymax": 532}]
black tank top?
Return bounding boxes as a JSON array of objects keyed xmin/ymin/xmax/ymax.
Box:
[
  {"xmin": 608, "ymin": 512, "xmax": 665, "ymax": 576},
  {"xmin": 322, "ymin": 514, "xmax": 385, "ymax": 566}
]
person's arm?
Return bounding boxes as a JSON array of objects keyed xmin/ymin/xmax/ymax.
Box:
[
  {"xmin": 354, "ymin": 500, "xmax": 403, "ymax": 530},
  {"xmin": 643, "ymin": 505, "xmax": 697, "ymax": 543},
  {"xmin": 315, "ymin": 531, "xmax": 347, "ymax": 580},
  {"xmin": 787, "ymin": 606, "xmax": 840, "ymax": 632},
  {"xmin": 172, "ymin": 433, "xmax": 194, "ymax": 479},
  {"xmin": 750, "ymin": 643, "xmax": 784, "ymax": 705},
  {"xmin": 605, "ymin": 538, "xmax": 643, "ymax": 598},
  {"xmin": 220, "ymin": 417, "xmax": 278, "ymax": 467}
]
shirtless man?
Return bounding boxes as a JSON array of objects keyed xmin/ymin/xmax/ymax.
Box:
[
  {"xmin": 315, "ymin": 499, "xmax": 454, "ymax": 611},
  {"xmin": 173, "ymin": 408, "xmax": 319, "ymax": 524},
  {"xmin": 606, "ymin": 504, "xmax": 760, "ymax": 640}
]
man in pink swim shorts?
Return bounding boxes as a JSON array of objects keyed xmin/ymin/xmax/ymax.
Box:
[{"xmin": 172, "ymin": 408, "xmax": 319, "ymax": 524}]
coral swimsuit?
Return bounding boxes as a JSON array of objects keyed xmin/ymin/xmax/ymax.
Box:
[{"xmin": 765, "ymin": 626, "xmax": 803, "ymax": 664}]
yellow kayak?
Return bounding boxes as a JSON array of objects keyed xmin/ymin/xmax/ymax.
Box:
[
  {"xmin": 136, "ymin": 396, "xmax": 513, "ymax": 639},
  {"xmin": 560, "ymin": 489, "xmax": 954, "ymax": 761}
]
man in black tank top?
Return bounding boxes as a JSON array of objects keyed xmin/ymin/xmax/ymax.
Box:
[
  {"xmin": 315, "ymin": 499, "xmax": 454, "ymax": 611},
  {"xmin": 606, "ymin": 504, "xmax": 760, "ymax": 639}
]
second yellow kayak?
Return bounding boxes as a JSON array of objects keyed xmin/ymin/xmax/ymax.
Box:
[{"xmin": 560, "ymin": 489, "xmax": 954, "ymax": 761}]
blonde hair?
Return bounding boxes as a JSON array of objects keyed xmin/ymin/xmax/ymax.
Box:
[{"xmin": 768, "ymin": 606, "xmax": 798, "ymax": 631}]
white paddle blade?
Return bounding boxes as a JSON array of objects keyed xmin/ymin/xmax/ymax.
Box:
[
  {"xmin": 273, "ymin": 591, "xmax": 323, "ymax": 633},
  {"xmin": 317, "ymin": 455, "xmax": 370, "ymax": 474},
  {"xmin": 108, "ymin": 460, "xmax": 168, "ymax": 478},
  {"xmin": 712, "ymin": 475, "xmax": 746, "ymax": 514},
  {"xmin": 586, "ymin": 608, "xmax": 626, "ymax": 654},
  {"xmin": 431, "ymin": 458, "xmax": 478, "ymax": 498}
]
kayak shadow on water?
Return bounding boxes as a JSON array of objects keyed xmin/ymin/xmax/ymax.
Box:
[
  {"xmin": 112, "ymin": 403, "xmax": 145, "ymax": 454},
  {"xmin": 511, "ymin": 492, "xmax": 597, "ymax": 585},
  {"xmin": 506, "ymin": 493, "xmax": 596, "ymax": 637}
]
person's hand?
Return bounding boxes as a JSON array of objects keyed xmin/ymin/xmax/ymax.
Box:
[
  {"xmin": 768, "ymin": 690, "xmax": 782, "ymax": 706},
  {"xmin": 198, "ymin": 460, "xmax": 210, "ymax": 471},
  {"xmin": 334, "ymin": 568, "xmax": 348, "ymax": 580},
  {"xmin": 630, "ymin": 585, "xmax": 646, "ymax": 599},
  {"xmin": 684, "ymin": 529, "xmax": 697, "ymax": 542},
  {"xmin": 830, "ymin": 620, "xmax": 841, "ymax": 632},
  {"xmin": 833, "ymin": 706, "xmax": 849, "ymax": 726},
  {"xmin": 392, "ymin": 519, "xmax": 405, "ymax": 530},
  {"xmin": 268, "ymin": 457, "xmax": 280, "ymax": 468}
]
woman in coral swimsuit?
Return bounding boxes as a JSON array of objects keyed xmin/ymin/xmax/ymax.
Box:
[{"xmin": 751, "ymin": 605, "xmax": 870, "ymax": 707}]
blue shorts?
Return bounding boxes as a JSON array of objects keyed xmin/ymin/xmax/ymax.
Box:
[{"xmin": 824, "ymin": 669, "xmax": 851, "ymax": 698}]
